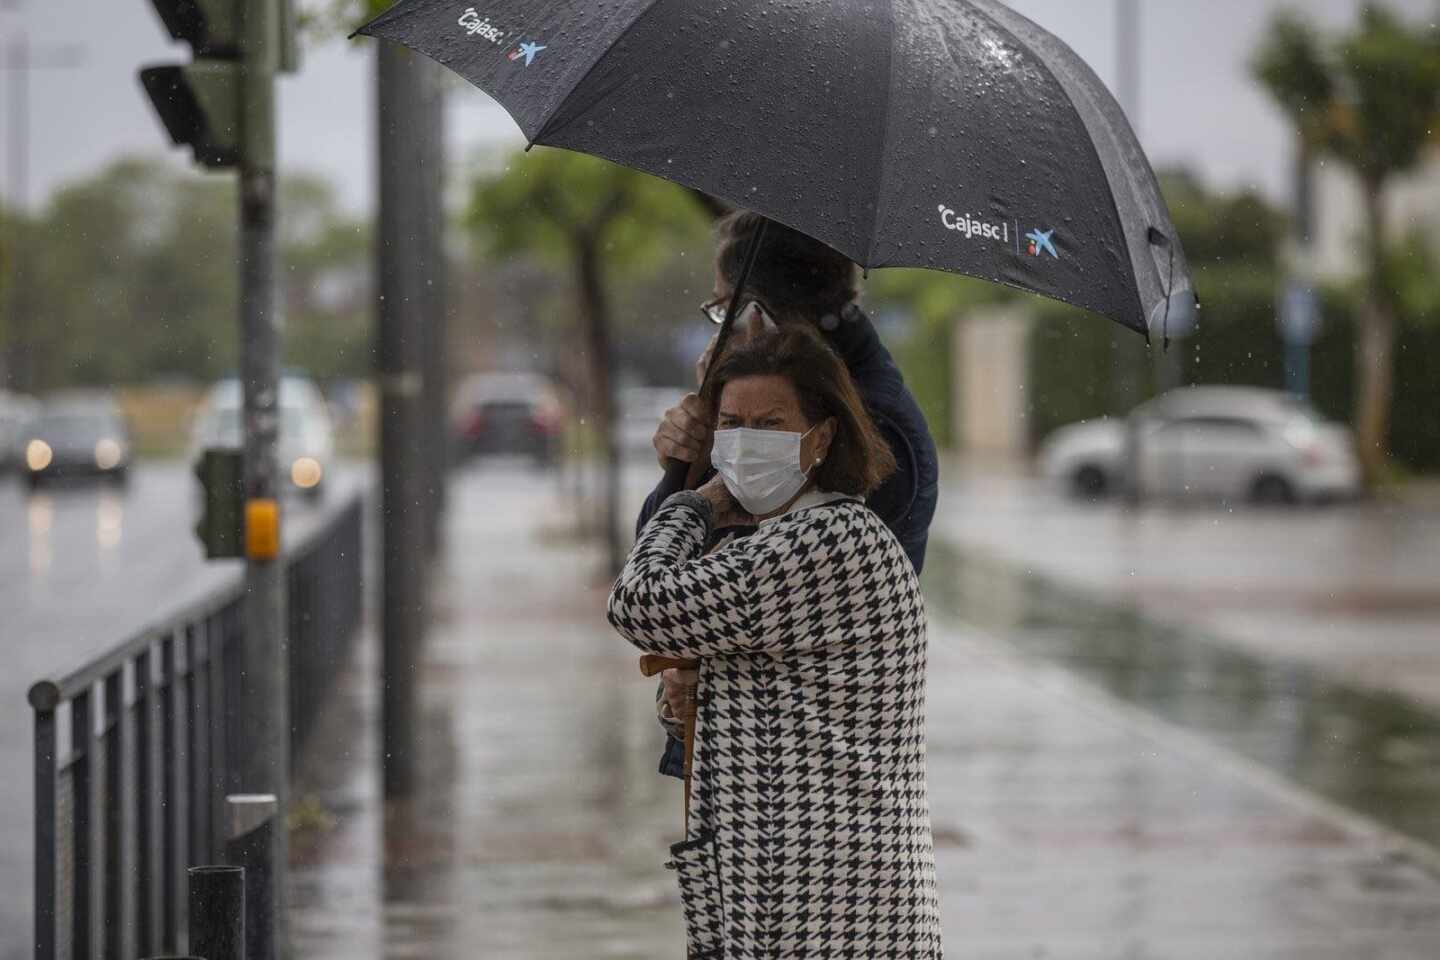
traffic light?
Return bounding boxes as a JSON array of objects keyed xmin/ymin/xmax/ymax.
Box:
[
  {"xmin": 140, "ymin": 1, "xmax": 242, "ymax": 169},
  {"xmin": 194, "ymin": 448, "xmax": 245, "ymax": 559}
]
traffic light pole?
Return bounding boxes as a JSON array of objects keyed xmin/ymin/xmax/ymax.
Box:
[
  {"xmin": 376, "ymin": 41, "xmax": 430, "ymax": 799},
  {"xmin": 238, "ymin": 0, "xmax": 286, "ymax": 956}
]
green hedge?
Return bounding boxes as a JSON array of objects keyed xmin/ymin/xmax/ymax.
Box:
[{"xmin": 1027, "ymin": 270, "xmax": 1440, "ymax": 471}]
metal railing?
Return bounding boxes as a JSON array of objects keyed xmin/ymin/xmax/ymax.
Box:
[{"xmin": 28, "ymin": 493, "xmax": 365, "ymax": 960}]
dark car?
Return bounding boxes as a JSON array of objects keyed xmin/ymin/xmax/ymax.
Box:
[
  {"xmin": 450, "ymin": 373, "xmax": 566, "ymax": 464},
  {"xmin": 22, "ymin": 403, "xmax": 133, "ymax": 488}
]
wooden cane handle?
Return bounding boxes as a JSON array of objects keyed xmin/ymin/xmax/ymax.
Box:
[{"xmin": 639, "ymin": 655, "xmax": 699, "ymax": 677}]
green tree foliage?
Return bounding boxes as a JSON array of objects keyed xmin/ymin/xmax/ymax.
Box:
[
  {"xmin": 467, "ymin": 149, "xmax": 709, "ymax": 570},
  {"xmin": 1160, "ymin": 170, "xmax": 1287, "ymax": 270},
  {"xmin": 1253, "ymin": 4, "xmax": 1440, "ymax": 480},
  {"xmin": 469, "ymin": 150, "xmax": 708, "ymax": 272},
  {"xmin": 3, "ymin": 156, "xmax": 371, "ymax": 391},
  {"xmin": 1029, "ymin": 175, "xmax": 1288, "ymax": 442},
  {"xmin": 279, "ymin": 175, "xmax": 373, "ymax": 380},
  {"xmin": 1025, "ymin": 173, "xmax": 1440, "ymax": 472}
]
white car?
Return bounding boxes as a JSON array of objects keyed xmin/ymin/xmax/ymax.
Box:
[
  {"xmin": 1039, "ymin": 387, "xmax": 1362, "ymax": 504},
  {"xmin": 189, "ymin": 376, "xmax": 336, "ymax": 498}
]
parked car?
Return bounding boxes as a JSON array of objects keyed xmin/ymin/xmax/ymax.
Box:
[
  {"xmin": 1039, "ymin": 386, "xmax": 1362, "ymax": 505},
  {"xmin": 189, "ymin": 376, "xmax": 336, "ymax": 499},
  {"xmin": 21, "ymin": 398, "xmax": 132, "ymax": 488},
  {"xmin": 451, "ymin": 372, "xmax": 566, "ymax": 464},
  {"xmin": 0, "ymin": 390, "xmax": 40, "ymax": 473}
]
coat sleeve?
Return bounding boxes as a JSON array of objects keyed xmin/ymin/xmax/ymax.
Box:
[
  {"xmin": 607, "ymin": 492, "xmax": 760, "ymax": 659},
  {"xmin": 609, "ymin": 495, "xmax": 874, "ymax": 659}
]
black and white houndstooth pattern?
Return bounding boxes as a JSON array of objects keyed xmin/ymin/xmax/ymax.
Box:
[{"xmin": 608, "ymin": 491, "xmax": 943, "ymax": 958}]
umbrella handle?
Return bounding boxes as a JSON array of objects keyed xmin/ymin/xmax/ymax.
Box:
[
  {"xmin": 639, "ymin": 654, "xmax": 699, "ymax": 677},
  {"xmin": 654, "ymin": 457, "xmax": 691, "ymax": 502}
]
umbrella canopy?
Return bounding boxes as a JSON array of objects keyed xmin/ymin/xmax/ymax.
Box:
[{"xmin": 358, "ymin": 0, "xmax": 1194, "ymax": 337}]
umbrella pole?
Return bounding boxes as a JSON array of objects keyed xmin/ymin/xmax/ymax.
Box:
[{"xmin": 653, "ymin": 219, "xmax": 770, "ymax": 500}]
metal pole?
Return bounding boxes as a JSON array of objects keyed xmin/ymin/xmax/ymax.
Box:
[
  {"xmin": 31, "ymin": 691, "xmax": 58, "ymax": 960},
  {"xmin": 377, "ymin": 42, "xmax": 430, "ymax": 798},
  {"xmin": 420, "ymin": 57, "xmax": 448, "ymax": 557},
  {"xmin": 1114, "ymin": 0, "xmax": 1146, "ymax": 504},
  {"xmin": 187, "ymin": 865, "xmax": 245, "ymax": 960},
  {"xmin": 224, "ymin": 795, "xmax": 277, "ymax": 960},
  {"xmin": 1115, "ymin": 0, "xmax": 1139, "ymax": 131},
  {"xmin": 237, "ymin": 0, "xmax": 288, "ymax": 949}
]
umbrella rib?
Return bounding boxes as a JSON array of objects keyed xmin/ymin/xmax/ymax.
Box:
[
  {"xmin": 864, "ymin": 0, "xmax": 901, "ymax": 271},
  {"xmin": 963, "ymin": 0, "xmax": 1150, "ymax": 334},
  {"xmin": 530, "ymin": 0, "xmax": 672, "ymax": 147}
]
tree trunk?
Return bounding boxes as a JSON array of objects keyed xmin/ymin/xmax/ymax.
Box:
[
  {"xmin": 575, "ymin": 234, "xmax": 623, "ymax": 575},
  {"xmin": 1354, "ymin": 179, "xmax": 1396, "ymax": 485}
]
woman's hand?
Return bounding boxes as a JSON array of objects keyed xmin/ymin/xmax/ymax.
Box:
[
  {"xmin": 653, "ymin": 392, "xmax": 712, "ymax": 472},
  {"xmin": 661, "ymin": 667, "xmax": 700, "ymax": 723},
  {"xmin": 697, "ymin": 473, "xmax": 755, "ymax": 530}
]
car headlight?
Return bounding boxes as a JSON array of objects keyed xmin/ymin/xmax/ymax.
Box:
[
  {"xmin": 291, "ymin": 457, "xmax": 323, "ymax": 489},
  {"xmin": 95, "ymin": 438, "xmax": 124, "ymax": 470},
  {"xmin": 26, "ymin": 440, "xmax": 52, "ymax": 472}
]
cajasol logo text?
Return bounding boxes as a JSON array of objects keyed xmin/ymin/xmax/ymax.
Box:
[
  {"xmin": 937, "ymin": 204, "xmax": 1062, "ymax": 260},
  {"xmin": 458, "ymin": 7, "xmax": 506, "ymax": 43},
  {"xmin": 938, "ymin": 205, "xmax": 1009, "ymax": 244}
]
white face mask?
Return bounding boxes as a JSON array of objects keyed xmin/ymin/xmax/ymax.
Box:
[{"xmin": 710, "ymin": 425, "xmax": 818, "ymax": 516}]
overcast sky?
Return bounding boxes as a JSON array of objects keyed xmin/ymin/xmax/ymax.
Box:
[{"xmin": 2, "ymin": 0, "xmax": 1436, "ymax": 214}]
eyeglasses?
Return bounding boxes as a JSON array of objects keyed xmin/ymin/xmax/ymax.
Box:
[{"xmin": 700, "ymin": 298, "xmax": 773, "ymax": 327}]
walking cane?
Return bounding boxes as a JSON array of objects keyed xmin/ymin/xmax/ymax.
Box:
[{"xmin": 639, "ymin": 654, "xmax": 700, "ymax": 830}]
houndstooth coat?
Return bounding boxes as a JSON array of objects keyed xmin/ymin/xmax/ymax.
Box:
[{"xmin": 608, "ymin": 490, "xmax": 943, "ymax": 958}]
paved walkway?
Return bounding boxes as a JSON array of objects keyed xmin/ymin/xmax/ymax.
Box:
[{"xmin": 288, "ymin": 463, "xmax": 1440, "ymax": 958}]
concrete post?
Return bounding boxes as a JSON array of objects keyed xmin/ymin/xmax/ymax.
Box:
[
  {"xmin": 187, "ymin": 865, "xmax": 245, "ymax": 960},
  {"xmin": 225, "ymin": 794, "xmax": 277, "ymax": 960}
]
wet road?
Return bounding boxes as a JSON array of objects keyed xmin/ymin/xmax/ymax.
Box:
[
  {"xmin": 0, "ymin": 463, "xmax": 361, "ymax": 959},
  {"xmin": 290, "ymin": 460, "xmax": 1440, "ymax": 959},
  {"xmin": 940, "ymin": 459, "xmax": 1440, "ymax": 710}
]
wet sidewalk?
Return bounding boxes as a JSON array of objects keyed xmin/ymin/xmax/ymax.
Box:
[{"xmin": 288, "ymin": 463, "xmax": 1440, "ymax": 958}]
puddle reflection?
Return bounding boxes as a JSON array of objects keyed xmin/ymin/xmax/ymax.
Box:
[
  {"xmin": 924, "ymin": 544, "xmax": 1440, "ymax": 848},
  {"xmin": 96, "ymin": 490, "xmax": 124, "ymax": 551},
  {"xmin": 28, "ymin": 494, "xmax": 53, "ymax": 576}
]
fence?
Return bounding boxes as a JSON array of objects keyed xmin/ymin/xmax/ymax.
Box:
[{"xmin": 27, "ymin": 493, "xmax": 365, "ymax": 960}]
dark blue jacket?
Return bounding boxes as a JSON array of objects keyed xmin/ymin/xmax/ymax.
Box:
[{"xmin": 635, "ymin": 305, "xmax": 939, "ymax": 778}]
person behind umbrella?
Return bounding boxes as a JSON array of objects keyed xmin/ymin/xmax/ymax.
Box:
[
  {"xmin": 608, "ymin": 325, "xmax": 943, "ymax": 956},
  {"xmin": 639, "ymin": 211, "xmax": 938, "ymax": 775}
]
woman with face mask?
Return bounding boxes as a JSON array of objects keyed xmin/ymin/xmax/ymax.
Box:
[
  {"xmin": 639, "ymin": 211, "xmax": 939, "ymax": 781},
  {"xmin": 607, "ymin": 325, "xmax": 943, "ymax": 958}
]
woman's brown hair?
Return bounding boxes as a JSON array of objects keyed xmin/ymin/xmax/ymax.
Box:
[
  {"xmin": 701, "ymin": 326, "xmax": 896, "ymax": 498},
  {"xmin": 715, "ymin": 212, "xmax": 860, "ymax": 325}
]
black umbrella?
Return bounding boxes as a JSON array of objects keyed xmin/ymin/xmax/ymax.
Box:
[{"xmin": 357, "ymin": 0, "xmax": 1194, "ymax": 339}]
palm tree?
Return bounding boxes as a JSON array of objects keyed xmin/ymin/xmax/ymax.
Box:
[{"xmin": 1253, "ymin": 4, "xmax": 1440, "ymax": 482}]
